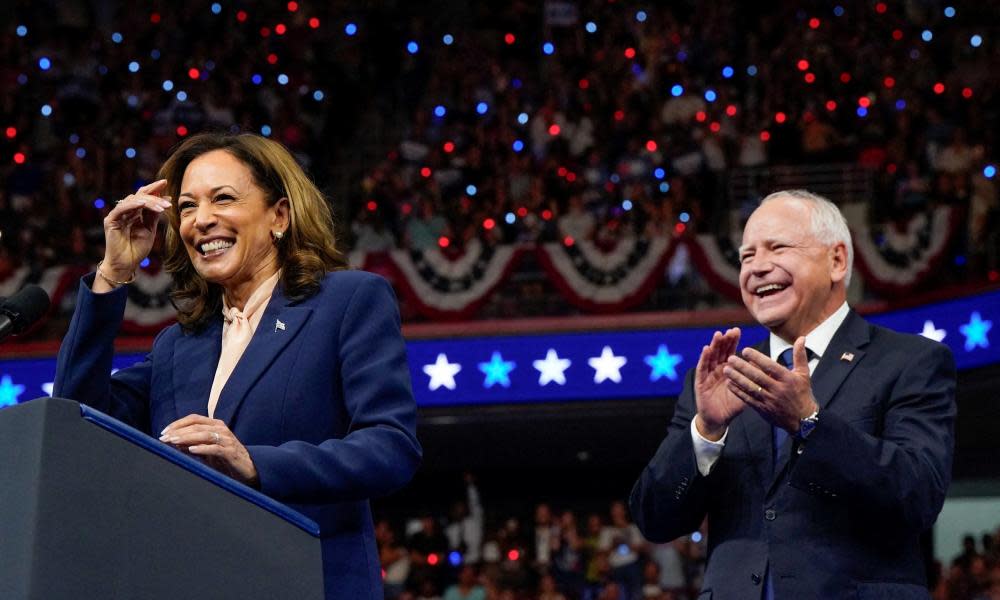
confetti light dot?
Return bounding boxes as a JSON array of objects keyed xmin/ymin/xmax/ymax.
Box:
[
  {"xmin": 13, "ymin": 152, "xmax": 26, "ymax": 164},
  {"xmin": 709, "ymin": 122, "xmax": 721, "ymax": 133},
  {"xmin": 287, "ymin": 1, "xmax": 298, "ymax": 12},
  {"xmin": 420, "ymin": 167, "xmax": 432, "ymax": 178},
  {"xmin": 313, "ymin": 90, "xmax": 324, "ymax": 101},
  {"xmin": 128, "ymin": 61, "xmax": 140, "ymax": 73},
  {"xmin": 188, "ymin": 67, "xmax": 200, "ymax": 79},
  {"xmin": 858, "ymin": 97, "xmax": 871, "ymax": 108},
  {"xmin": 933, "ymin": 82, "xmax": 945, "ymax": 94},
  {"xmin": 826, "ymin": 100, "xmax": 837, "ymax": 111},
  {"xmin": 726, "ymin": 104, "xmax": 738, "ymax": 116},
  {"xmin": 983, "ymin": 165, "xmax": 996, "ymax": 179},
  {"xmin": 635, "ymin": 10, "xmax": 647, "ymax": 23},
  {"xmin": 442, "ymin": 34, "xmax": 454, "ymax": 45},
  {"xmin": 41, "ymin": 104, "xmax": 53, "ymax": 117},
  {"xmin": 125, "ymin": 147, "xmax": 136, "ymax": 158},
  {"xmin": 345, "ymin": 23, "xmax": 357, "ymax": 36},
  {"xmin": 260, "ymin": 125, "xmax": 271, "ymax": 136},
  {"xmin": 16, "ymin": 25, "xmax": 27, "ymax": 37},
  {"xmin": 211, "ymin": 3, "xmax": 222, "ymax": 14},
  {"xmin": 645, "ymin": 140, "xmax": 658, "ymax": 152},
  {"xmin": 112, "ymin": 32, "xmax": 123, "ymax": 44},
  {"xmin": 94, "ymin": 198, "xmax": 105, "ymax": 209},
  {"xmin": 670, "ymin": 84, "xmax": 684, "ymax": 97},
  {"xmin": 443, "ymin": 141, "xmax": 455, "ymax": 153},
  {"xmin": 614, "ymin": 110, "xmax": 625, "ymax": 121},
  {"xmin": 151, "ymin": 49, "xmax": 161, "ymax": 60},
  {"xmin": 970, "ymin": 35, "xmax": 983, "ymax": 48},
  {"xmin": 366, "ymin": 200, "xmax": 377, "ymax": 212},
  {"xmin": 512, "ymin": 139, "xmax": 524, "ymax": 152},
  {"xmin": 857, "ymin": 106, "xmax": 868, "ymax": 117},
  {"xmin": 275, "ymin": 24, "xmax": 287, "ymax": 35},
  {"xmin": 75, "ymin": 147, "xmax": 86, "ymax": 158},
  {"xmin": 505, "ymin": 212, "xmax": 516, "ymax": 224},
  {"xmin": 162, "ymin": 79, "xmax": 174, "ymax": 91},
  {"xmin": 722, "ymin": 66, "xmax": 734, "ymax": 78},
  {"xmin": 747, "ymin": 65, "xmax": 758, "ymax": 76},
  {"xmin": 267, "ymin": 53, "xmax": 278, "ymax": 65},
  {"xmin": 177, "ymin": 125, "xmax": 189, "ymax": 136},
  {"xmin": 260, "ymin": 27, "xmax": 270, "ymax": 37},
  {"xmin": 504, "ymin": 33, "xmax": 516, "ymax": 45},
  {"xmin": 251, "ymin": 73, "xmax": 262, "ymax": 85},
  {"xmin": 38, "ymin": 57, "xmax": 51, "ymax": 71},
  {"xmin": 466, "ymin": 185, "xmax": 477, "ymax": 196},
  {"xmin": 406, "ymin": 41, "xmax": 419, "ymax": 54},
  {"xmin": 833, "ymin": 6, "xmax": 845, "ymax": 17},
  {"xmin": 622, "ymin": 199, "xmax": 633, "ymax": 210},
  {"xmin": 895, "ymin": 99, "xmax": 907, "ymax": 110},
  {"xmin": 517, "ymin": 206, "xmax": 528, "ymax": 218},
  {"xmin": 944, "ymin": 6, "xmax": 956, "ymax": 17},
  {"xmin": 5, "ymin": 127, "xmax": 15, "ymax": 138},
  {"xmin": 809, "ymin": 17, "xmax": 820, "ymax": 29},
  {"xmin": 624, "ymin": 47, "xmax": 636, "ymax": 59},
  {"xmin": 797, "ymin": 59, "xmax": 809, "ymax": 71},
  {"xmin": 483, "ymin": 218, "xmax": 496, "ymax": 230},
  {"xmin": 704, "ymin": 89, "xmax": 717, "ymax": 102},
  {"xmin": 804, "ymin": 72, "xmax": 816, "ymax": 84},
  {"xmin": 695, "ymin": 111, "xmax": 707, "ymax": 122},
  {"xmin": 654, "ymin": 167, "xmax": 665, "ymax": 179},
  {"xmin": 840, "ymin": 72, "xmax": 851, "ymax": 83},
  {"xmin": 548, "ymin": 124, "xmax": 561, "ymax": 136},
  {"xmin": 517, "ymin": 112, "xmax": 529, "ymax": 125},
  {"xmin": 177, "ymin": 91, "xmax": 188, "ymax": 101},
  {"xmin": 883, "ymin": 76, "xmax": 895, "ymax": 88},
  {"xmin": 962, "ymin": 87, "xmax": 973, "ymax": 99},
  {"xmin": 921, "ymin": 30, "xmax": 933, "ymax": 42},
  {"xmin": 875, "ymin": 3, "xmax": 887, "ymax": 14},
  {"xmin": 140, "ymin": 258, "xmax": 151, "ymax": 269},
  {"xmin": 760, "ymin": 130, "xmax": 771, "ymax": 142},
  {"xmin": 774, "ymin": 112, "xmax": 787, "ymax": 124},
  {"xmin": 578, "ymin": 78, "xmax": 589, "ymax": 90},
  {"xmin": 476, "ymin": 102, "xmax": 488, "ymax": 115},
  {"xmin": 585, "ymin": 22, "xmax": 597, "ymax": 33},
  {"xmin": 69, "ymin": 134, "xmax": 79, "ymax": 144},
  {"xmin": 542, "ymin": 42, "xmax": 555, "ymax": 55},
  {"xmin": 277, "ymin": 73, "xmax": 289, "ymax": 85},
  {"xmin": 433, "ymin": 105, "xmax": 446, "ymax": 118},
  {"xmin": 309, "ymin": 17, "xmax": 320, "ymax": 29},
  {"xmin": 892, "ymin": 29, "xmax": 903, "ymax": 41}
]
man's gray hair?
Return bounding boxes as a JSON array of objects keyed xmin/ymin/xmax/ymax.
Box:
[{"xmin": 760, "ymin": 189, "xmax": 854, "ymax": 287}]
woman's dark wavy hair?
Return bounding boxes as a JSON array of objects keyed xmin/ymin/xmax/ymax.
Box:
[{"xmin": 158, "ymin": 132, "xmax": 346, "ymax": 331}]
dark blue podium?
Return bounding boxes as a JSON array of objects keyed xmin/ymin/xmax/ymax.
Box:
[{"xmin": 0, "ymin": 397, "xmax": 324, "ymax": 599}]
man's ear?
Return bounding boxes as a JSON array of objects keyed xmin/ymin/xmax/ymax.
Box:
[{"xmin": 829, "ymin": 242, "xmax": 848, "ymax": 283}]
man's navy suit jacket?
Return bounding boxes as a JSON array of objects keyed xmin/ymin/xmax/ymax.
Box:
[
  {"xmin": 630, "ymin": 310, "xmax": 956, "ymax": 599},
  {"xmin": 54, "ymin": 270, "xmax": 422, "ymax": 600}
]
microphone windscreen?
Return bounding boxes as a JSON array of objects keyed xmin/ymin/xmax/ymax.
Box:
[{"xmin": 0, "ymin": 284, "xmax": 51, "ymax": 334}]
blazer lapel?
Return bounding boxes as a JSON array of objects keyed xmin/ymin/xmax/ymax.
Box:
[
  {"xmin": 742, "ymin": 338, "xmax": 774, "ymax": 487},
  {"xmin": 173, "ymin": 318, "xmax": 223, "ymax": 419},
  {"xmin": 212, "ymin": 286, "xmax": 313, "ymax": 426}
]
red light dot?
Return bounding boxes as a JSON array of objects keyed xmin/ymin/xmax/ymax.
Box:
[
  {"xmin": 809, "ymin": 18, "xmax": 821, "ymax": 29},
  {"xmin": 578, "ymin": 78, "xmax": 589, "ymax": 90},
  {"xmin": 886, "ymin": 163, "xmax": 897, "ymax": 174},
  {"xmin": 804, "ymin": 72, "xmax": 816, "ymax": 84},
  {"xmin": 420, "ymin": 167, "xmax": 432, "ymax": 178},
  {"xmin": 13, "ymin": 152, "xmax": 26, "ymax": 164},
  {"xmin": 483, "ymin": 218, "xmax": 496, "ymax": 230},
  {"xmin": 858, "ymin": 97, "xmax": 871, "ymax": 108},
  {"xmin": 839, "ymin": 72, "xmax": 851, "ymax": 83},
  {"xmin": 557, "ymin": 166, "xmax": 568, "ymax": 177},
  {"xmin": 309, "ymin": 17, "xmax": 320, "ymax": 29},
  {"xmin": 645, "ymin": 140, "xmax": 658, "ymax": 152},
  {"xmin": 548, "ymin": 124, "xmax": 561, "ymax": 136},
  {"xmin": 260, "ymin": 27, "xmax": 271, "ymax": 37},
  {"xmin": 401, "ymin": 203, "xmax": 412, "ymax": 216},
  {"xmin": 883, "ymin": 76, "xmax": 895, "ymax": 88},
  {"xmin": 566, "ymin": 172, "xmax": 577, "ymax": 182},
  {"xmin": 825, "ymin": 100, "xmax": 837, "ymax": 111},
  {"xmin": 760, "ymin": 130, "xmax": 771, "ymax": 142},
  {"xmin": 150, "ymin": 12, "xmax": 162, "ymax": 24},
  {"xmin": 517, "ymin": 206, "xmax": 528, "ymax": 218},
  {"xmin": 427, "ymin": 554, "xmax": 439, "ymax": 566},
  {"xmin": 5, "ymin": 127, "xmax": 15, "ymax": 139},
  {"xmin": 176, "ymin": 125, "xmax": 188, "ymax": 136},
  {"xmin": 366, "ymin": 200, "xmax": 377, "ymax": 211},
  {"xmin": 542, "ymin": 209, "xmax": 553, "ymax": 220},
  {"xmin": 775, "ymin": 112, "xmax": 787, "ymax": 124},
  {"xmin": 876, "ymin": 2, "xmax": 887, "ymax": 14},
  {"xmin": 504, "ymin": 33, "xmax": 515, "ymax": 45},
  {"xmin": 438, "ymin": 237, "xmax": 450, "ymax": 249},
  {"xmin": 725, "ymin": 105, "xmax": 737, "ymax": 117},
  {"xmin": 624, "ymin": 47, "xmax": 636, "ymax": 59},
  {"xmin": 613, "ymin": 110, "xmax": 625, "ymax": 121},
  {"xmin": 674, "ymin": 222, "xmax": 687, "ymax": 234},
  {"xmin": 892, "ymin": 29, "xmax": 903, "ymax": 41},
  {"xmin": 709, "ymin": 122, "xmax": 721, "ymax": 133},
  {"xmin": 933, "ymin": 82, "xmax": 945, "ymax": 94},
  {"xmin": 695, "ymin": 111, "xmax": 707, "ymax": 122},
  {"xmin": 989, "ymin": 270, "xmax": 999, "ymax": 282},
  {"xmin": 287, "ymin": 1, "xmax": 298, "ymax": 12},
  {"xmin": 443, "ymin": 141, "xmax": 455, "ymax": 153},
  {"xmin": 797, "ymin": 59, "xmax": 810, "ymax": 71},
  {"xmin": 563, "ymin": 236, "xmax": 575, "ymax": 247},
  {"xmin": 275, "ymin": 23, "xmax": 287, "ymax": 35},
  {"xmin": 188, "ymin": 68, "xmax": 200, "ymax": 80},
  {"xmin": 267, "ymin": 53, "xmax": 279, "ymax": 65},
  {"xmin": 962, "ymin": 87, "xmax": 973, "ymax": 99},
  {"xmin": 508, "ymin": 550, "xmax": 520, "ymax": 561},
  {"xmin": 236, "ymin": 10, "xmax": 247, "ymax": 22}
]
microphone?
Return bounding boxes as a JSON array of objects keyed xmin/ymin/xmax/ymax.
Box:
[{"xmin": 0, "ymin": 285, "xmax": 51, "ymax": 342}]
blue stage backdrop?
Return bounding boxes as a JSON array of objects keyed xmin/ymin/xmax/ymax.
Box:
[{"xmin": 1, "ymin": 289, "xmax": 996, "ymax": 409}]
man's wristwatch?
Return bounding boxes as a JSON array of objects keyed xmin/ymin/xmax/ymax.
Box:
[{"xmin": 796, "ymin": 409, "xmax": 820, "ymax": 440}]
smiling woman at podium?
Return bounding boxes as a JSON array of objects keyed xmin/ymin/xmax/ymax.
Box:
[{"xmin": 53, "ymin": 132, "xmax": 422, "ymax": 600}]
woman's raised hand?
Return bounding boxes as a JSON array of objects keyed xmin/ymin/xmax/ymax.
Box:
[{"xmin": 99, "ymin": 179, "xmax": 172, "ymax": 287}]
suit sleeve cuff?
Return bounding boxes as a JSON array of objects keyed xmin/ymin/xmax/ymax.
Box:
[{"xmin": 691, "ymin": 418, "xmax": 727, "ymax": 476}]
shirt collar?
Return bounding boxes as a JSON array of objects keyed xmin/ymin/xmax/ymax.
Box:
[{"xmin": 769, "ymin": 301, "xmax": 850, "ymax": 362}]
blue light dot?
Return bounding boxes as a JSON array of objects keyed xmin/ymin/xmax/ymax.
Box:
[
  {"xmin": 128, "ymin": 61, "xmax": 140, "ymax": 73},
  {"xmin": 112, "ymin": 32, "xmax": 123, "ymax": 44},
  {"xmin": 722, "ymin": 66, "xmax": 734, "ymax": 78},
  {"xmin": 63, "ymin": 173, "xmax": 76, "ymax": 187},
  {"xmin": 691, "ymin": 531, "xmax": 703, "ymax": 543},
  {"xmin": 622, "ymin": 199, "xmax": 633, "ymax": 210},
  {"xmin": 313, "ymin": 90, "xmax": 324, "ymax": 101},
  {"xmin": 448, "ymin": 552, "xmax": 462, "ymax": 567},
  {"xmin": 176, "ymin": 91, "xmax": 187, "ymax": 102},
  {"xmin": 205, "ymin": 60, "xmax": 215, "ymax": 71},
  {"xmin": 277, "ymin": 73, "xmax": 289, "ymax": 85},
  {"xmin": 635, "ymin": 10, "xmax": 647, "ymax": 22},
  {"xmin": 251, "ymin": 73, "xmax": 262, "ymax": 85},
  {"xmin": 677, "ymin": 50, "xmax": 688, "ymax": 62},
  {"xmin": 610, "ymin": 174, "xmax": 621, "ymax": 184},
  {"xmin": 833, "ymin": 6, "xmax": 845, "ymax": 16},
  {"xmin": 970, "ymin": 35, "xmax": 983, "ymax": 48},
  {"xmin": 16, "ymin": 25, "xmax": 27, "ymax": 37},
  {"xmin": 517, "ymin": 112, "xmax": 529, "ymax": 125},
  {"xmin": 126, "ymin": 94, "xmax": 139, "ymax": 107},
  {"xmin": 17, "ymin": 73, "xmax": 27, "ymax": 85},
  {"xmin": 895, "ymin": 99, "xmax": 907, "ymax": 110},
  {"xmin": 466, "ymin": 184, "xmax": 478, "ymax": 196},
  {"xmin": 585, "ymin": 22, "xmax": 597, "ymax": 33},
  {"xmin": 476, "ymin": 102, "xmax": 488, "ymax": 115},
  {"xmin": 679, "ymin": 212, "xmax": 690, "ymax": 223},
  {"xmin": 704, "ymin": 89, "xmax": 717, "ymax": 102},
  {"xmin": 944, "ymin": 6, "xmax": 956, "ymax": 17},
  {"xmin": 921, "ymin": 30, "xmax": 933, "ymax": 42},
  {"xmin": 434, "ymin": 105, "xmax": 446, "ymax": 118},
  {"xmin": 512, "ymin": 139, "xmax": 524, "ymax": 152},
  {"xmin": 747, "ymin": 65, "xmax": 758, "ymax": 76},
  {"xmin": 954, "ymin": 255, "xmax": 966, "ymax": 266},
  {"xmin": 94, "ymin": 198, "xmax": 106, "ymax": 209},
  {"xmin": 69, "ymin": 134, "xmax": 80, "ymax": 144},
  {"xmin": 38, "ymin": 57, "xmax": 51, "ymax": 70},
  {"xmin": 654, "ymin": 167, "xmax": 666, "ymax": 179},
  {"xmin": 260, "ymin": 125, "xmax": 272, "ymax": 137},
  {"xmin": 162, "ymin": 79, "xmax": 174, "ymax": 91},
  {"xmin": 856, "ymin": 106, "xmax": 868, "ymax": 117},
  {"xmin": 512, "ymin": 78, "xmax": 522, "ymax": 89},
  {"xmin": 75, "ymin": 147, "xmax": 86, "ymax": 158},
  {"xmin": 542, "ymin": 42, "xmax": 555, "ymax": 55},
  {"xmin": 98, "ymin": 65, "xmax": 108, "ymax": 75},
  {"xmin": 659, "ymin": 182, "xmax": 670, "ymax": 193},
  {"xmin": 984, "ymin": 165, "xmax": 997, "ymax": 179},
  {"xmin": 505, "ymin": 212, "xmax": 516, "ymax": 224},
  {"xmin": 125, "ymin": 147, "xmax": 137, "ymax": 159},
  {"xmin": 345, "ymin": 23, "xmax": 357, "ymax": 36},
  {"xmin": 210, "ymin": 2, "xmax": 222, "ymax": 14},
  {"xmin": 670, "ymin": 84, "xmax": 684, "ymax": 97},
  {"xmin": 40, "ymin": 104, "xmax": 52, "ymax": 117},
  {"xmin": 442, "ymin": 34, "xmax": 454, "ymax": 45},
  {"xmin": 140, "ymin": 258, "xmax": 151, "ymax": 268},
  {"xmin": 406, "ymin": 41, "xmax": 419, "ymax": 54},
  {"xmin": 151, "ymin": 49, "xmax": 161, "ymax": 60}
]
